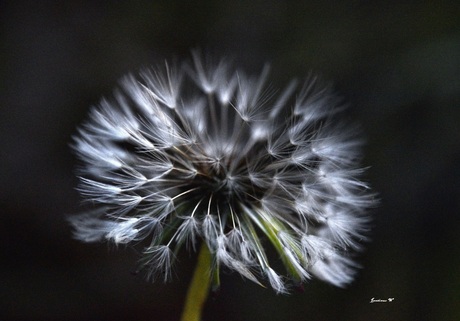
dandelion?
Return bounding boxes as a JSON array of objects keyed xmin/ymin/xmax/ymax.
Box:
[{"xmin": 69, "ymin": 52, "xmax": 376, "ymax": 320}]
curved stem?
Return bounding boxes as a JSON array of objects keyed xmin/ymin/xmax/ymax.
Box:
[{"xmin": 180, "ymin": 243, "xmax": 212, "ymax": 321}]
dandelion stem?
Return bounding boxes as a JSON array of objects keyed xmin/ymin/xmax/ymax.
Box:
[{"xmin": 180, "ymin": 243, "xmax": 212, "ymax": 321}]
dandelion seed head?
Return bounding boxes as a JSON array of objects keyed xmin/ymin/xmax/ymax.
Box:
[{"xmin": 69, "ymin": 53, "xmax": 376, "ymax": 292}]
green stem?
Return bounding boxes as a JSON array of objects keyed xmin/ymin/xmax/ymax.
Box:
[{"xmin": 180, "ymin": 243, "xmax": 212, "ymax": 321}]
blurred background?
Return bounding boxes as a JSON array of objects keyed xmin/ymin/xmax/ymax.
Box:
[{"xmin": 1, "ymin": 1, "xmax": 459, "ymax": 320}]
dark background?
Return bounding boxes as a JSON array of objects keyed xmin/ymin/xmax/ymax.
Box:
[{"xmin": 2, "ymin": 1, "xmax": 459, "ymax": 320}]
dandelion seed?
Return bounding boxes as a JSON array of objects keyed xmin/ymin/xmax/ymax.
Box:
[{"xmin": 69, "ymin": 53, "xmax": 376, "ymax": 298}]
